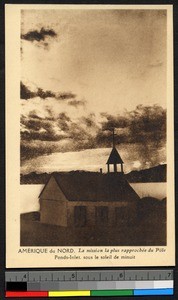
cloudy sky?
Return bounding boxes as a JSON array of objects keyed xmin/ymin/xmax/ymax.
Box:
[{"xmin": 20, "ymin": 8, "xmax": 167, "ymax": 174}]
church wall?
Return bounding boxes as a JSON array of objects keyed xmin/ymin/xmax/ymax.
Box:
[
  {"xmin": 128, "ymin": 202, "xmax": 137, "ymax": 224},
  {"xmin": 39, "ymin": 176, "xmax": 138, "ymax": 227},
  {"xmin": 40, "ymin": 199, "xmax": 67, "ymax": 226},
  {"xmin": 67, "ymin": 201, "xmax": 128, "ymax": 207},
  {"xmin": 40, "ymin": 176, "xmax": 68, "ymax": 202},
  {"xmin": 67, "ymin": 201, "xmax": 136, "ymax": 227},
  {"xmin": 108, "ymin": 207, "xmax": 115, "ymax": 226},
  {"xmin": 40, "ymin": 196, "xmax": 137, "ymax": 227},
  {"xmin": 67, "ymin": 205, "xmax": 95, "ymax": 227}
]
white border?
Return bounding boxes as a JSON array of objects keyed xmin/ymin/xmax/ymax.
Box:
[{"xmin": 6, "ymin": 4, "xmax": 175, "ymax": 268}]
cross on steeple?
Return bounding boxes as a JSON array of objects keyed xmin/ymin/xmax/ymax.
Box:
[
  {"xmin": 106, "ymin": 128, "xmax": 124, "ymax": 174},
  {"xmin": 112, "ymin": 128, "xmax": 116, "ymax": 148}
]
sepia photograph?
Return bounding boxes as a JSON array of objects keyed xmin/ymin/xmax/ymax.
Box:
[
  {"xmin": 20, "ymin": 7, "xmax": 168, "ymax": 247},
  {"xmin": 6, "ymin": 4, "xmax": 175, "ymax": 267}
]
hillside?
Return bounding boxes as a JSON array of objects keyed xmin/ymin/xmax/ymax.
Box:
[
  {"xmin": 20, "ymin": 164, "xmax": 166, "ymax": 184},
  {"xmin": 125, "ymin": 164, "xmax": 166, "ymax": 183}
]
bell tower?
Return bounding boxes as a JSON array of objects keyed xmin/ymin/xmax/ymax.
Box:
[{"xmin": 106, "ymin": 128, "xmax": 124, "ymax": 173}]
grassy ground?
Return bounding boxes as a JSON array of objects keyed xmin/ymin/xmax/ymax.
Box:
[{"xmin": 20, "ymin": 212, "xmax": 166, "ymax": 246}]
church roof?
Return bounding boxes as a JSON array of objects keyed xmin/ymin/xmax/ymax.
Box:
[
  {"xmin": 106, "ymin": 147, "xmax": 123, "ymax": 164},
  {"xmin": 40, "ymin": 172, "xmax": 139, "ymax": 202}
]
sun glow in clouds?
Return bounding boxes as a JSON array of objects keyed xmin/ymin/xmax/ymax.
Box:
[{"xmin": 20, "ymin": 9, "xmax": 167, "ymax": 174}]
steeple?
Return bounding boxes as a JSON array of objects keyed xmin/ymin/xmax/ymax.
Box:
[{"xmin": 106, "ymin": 128, "xmax": 124, "ymax": 173}]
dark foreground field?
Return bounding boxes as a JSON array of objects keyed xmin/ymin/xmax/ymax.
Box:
[{"xmin": 21, "ymin": 202, "xmax": 166, "ymax": 246}]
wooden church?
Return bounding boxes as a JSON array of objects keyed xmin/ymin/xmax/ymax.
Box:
[{"xmin": 39, "ymin": 130, "xmax": 140, "ymax": 227}]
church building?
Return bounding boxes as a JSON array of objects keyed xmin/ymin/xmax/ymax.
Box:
[{"xmin": 39, "ymin": 130, "xmax": 140, "ymax": 227}]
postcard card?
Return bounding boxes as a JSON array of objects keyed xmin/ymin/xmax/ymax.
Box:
[{"xmin": 6, "ymin": 4, "xmax": 175, "ymax": 268}]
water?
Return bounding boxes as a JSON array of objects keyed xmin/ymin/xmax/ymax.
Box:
[
  {"xmin": 130, "ymin": 182, "xmax": 166, "ymax": 200},
  {"xmin": 20, "ymin": 184, "xmax": 44, "ymax": 214},
  {"xmin": 20, "ymin": 183, "xmax": 166, "ymax": 214}
]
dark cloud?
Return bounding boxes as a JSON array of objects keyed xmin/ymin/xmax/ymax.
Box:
[
  {"xmin": 21, "ymin": 82, "xmax": 35, "ymax": 100},
  {"xmin": 57, "ymin": 92, "xmax": 76, "ymax": 100},
  {"xmin": 80, "ymin": 113, "xmax": 98, "ymax": 129},
  {"xmin": 21, "ymin": 82, "xmax": 55, "ymax": 100},
  {"xmin": 21, "ymin": 105, "xmax": 166, "ymax": 171},
  {"xmin": 37, "ymin": 88, "xmax": 56, "ymax": 99},
  {"xmin": 21, "ymin": 82, "xmax": 77, "ymax": 101},
  {"xmin": 21, "ymin": 27, "xmax": 57, "ymax": 42},
  {"xmin": 21, "ymin": 115, "xmax": 42, "ymax": 131},
  {"xmin": 126, "ymin": 105, "xmax": 166, "ymax": 145},
  {"xmin": 100, "ymin": 112, "xmax": 128, "ymax": 131},
  {"xmin": 98, "ymin": 105, "xmax": 166, "ymax": 147},
  {"xmin": 21, "ymin": 111, "xmax": 94, "ymax": 145},
  {"xmin": 96, "ymin": 105, "xmax": 166, "ymax": 169},
  {"xmin": 20, "ymin": 110, "xmax": 98, "ymax": 160},
  {"xmin": 21, "ymin": 141, "xmax": 54, "ymax": 161},
  {"xmin": 57, "ymin": 113, "xmax": 71, "ymax": 132},
  {"xmin": 28, "ymin": 111, "xmax": 42, "ymax": 120},
  {"xmin": 21, "ymin": 114, "xmax": 67, "ymax": 142},
  {"xmin": 68, "ymin": 99, "xmax": 86, "ymax": 107}
]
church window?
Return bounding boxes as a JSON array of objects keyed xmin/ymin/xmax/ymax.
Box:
[{"xmin": 96, "ymin": 206, "xmax": 108, "ymax": 225}]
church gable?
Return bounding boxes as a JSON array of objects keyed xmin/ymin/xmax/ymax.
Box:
[{"xmin": 39, "ymin": 176, "xmax": 68, "ymax": 202}]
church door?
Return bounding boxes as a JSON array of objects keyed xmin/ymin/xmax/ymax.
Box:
[{"xmin": 74, "ymin": 206, "xmax": 87, "ymax": 227}]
